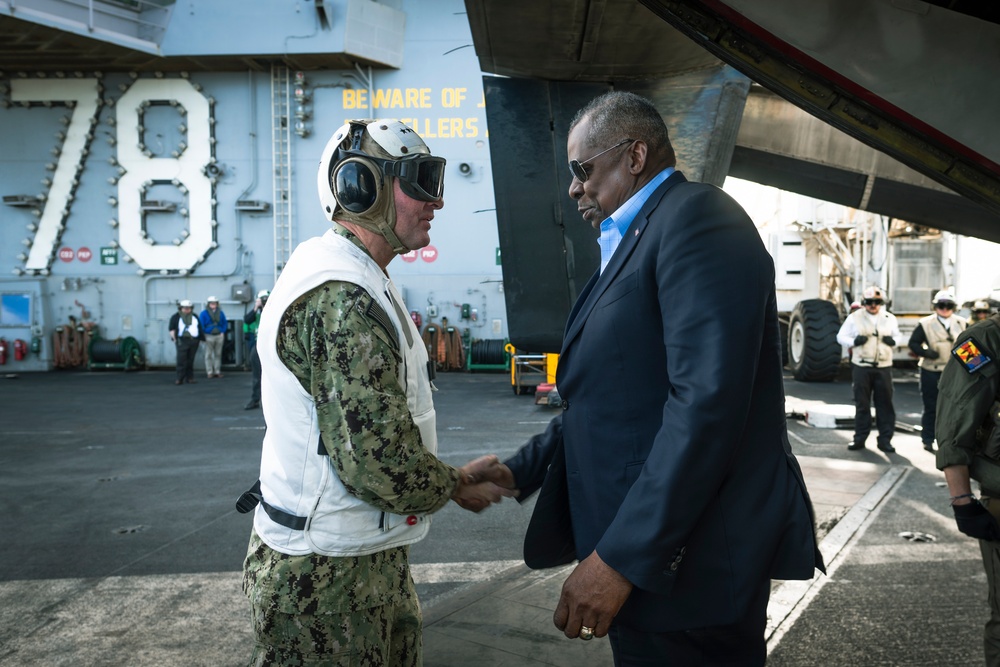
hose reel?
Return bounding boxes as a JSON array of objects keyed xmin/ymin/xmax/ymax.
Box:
[
  {"xmin": 89, "ymin": 337, "xmax": 144, "ymax": 371},
  {"xmin": 468, "ymin": 338, "xmax": 509, "ymax": 370}
]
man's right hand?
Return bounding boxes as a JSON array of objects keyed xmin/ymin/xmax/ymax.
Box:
[
  {"xmin": 453, "ymin": 481, "xmax": 515, "ymax": 512},
  {"xmin": 452, "ymin": 455, "xmax": 518, "ymax": 512},
  {"xmin": 460, "ymin": 455, "xmax": 516, "ymax": 489},
  {"xmin": 854, "ymin": 335, "xmax": 868, "ymax": 346},
  {"xmin": 953, "ymin": 500, "xmax": 1000, "ymax": 541}
]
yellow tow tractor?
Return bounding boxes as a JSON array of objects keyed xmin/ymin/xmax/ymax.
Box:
[{"xmin": 504, "ymin": 343, "xmax": 559, "ymax": 402}]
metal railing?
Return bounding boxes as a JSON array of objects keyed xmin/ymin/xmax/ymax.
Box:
[{"xmin": 7, "ymin": 0, "xmax": 174, "ymax": 48}]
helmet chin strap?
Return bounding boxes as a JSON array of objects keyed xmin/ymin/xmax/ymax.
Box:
[
  {"xmin": 372, "ymin": 185, "xmax": 409, "ymax": 254},
  {"xmin": 378, "ymin": 219, "xmax": 409, "ymax": 254}
]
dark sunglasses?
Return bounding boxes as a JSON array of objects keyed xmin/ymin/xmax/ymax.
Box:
[
  {"xmin": 861, "ymin": 299, "xmax": 884, "ymax": 306},
  {"xmin": 568, "ymin": 138, "xmax": 633, "ymax": 182},
  {"xmin": 934, "ymin": 302, "xmax": 956, "ymax": 310}
]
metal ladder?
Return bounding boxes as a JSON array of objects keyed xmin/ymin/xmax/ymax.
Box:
[{"xmin": 271, "ymin": 65, "xmax": 293, "ymax": 281}]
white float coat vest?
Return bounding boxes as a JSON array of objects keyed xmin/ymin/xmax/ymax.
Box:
[
  {"xmin": 252, "ymin": 229, "xmax": 438, "ymax": 557},
  {"xmin": 176, "ymin": 315, "xmax": 199, "ymax": 339},
  {"xmin": 850, "ymin": 309, "xmax": 896, "ymax": 368},
  {"xmin": 917, "ymin": 313, "xmax": 967, "ymax": 372}
]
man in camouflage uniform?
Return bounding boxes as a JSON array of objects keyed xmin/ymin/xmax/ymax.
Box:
[
  {"xmin": 240, "ymin": 119, "xmax": 511, "ymax": 666},
  {"xmin": 936, "ymin": 311, "xmax": 1000, "ymax": 665}
]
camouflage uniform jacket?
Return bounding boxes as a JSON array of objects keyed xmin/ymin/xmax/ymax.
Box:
[
  {"xmin": 244, "ymin": 224, "xmax": 459, "ymax": 612},
  {"xmin": 936, "ymin": 314, "xmax": 1000, "ymax": 490}
]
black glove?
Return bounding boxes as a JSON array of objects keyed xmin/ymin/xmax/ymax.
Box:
[
  {"xmin": 853, "ymin": 335, "xmax": 868, "ymax": 346},
  {"xmin": 924, "ymin": 349, "xmax": 940, "ymax": 359},
  {"xmin": 953, "ymin": 501, "xmax": 1000, "ymax": 541},
  {"xmin": 883, "ymin": 336, "xmax": 896, "ymax": 347}
]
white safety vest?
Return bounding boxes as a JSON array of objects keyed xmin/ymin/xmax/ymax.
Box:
[
  {"xmin": 850, "ymin": 309, "xmax": 896, "ymax": 368},
  {"xmin": 253, "ymin": 229, "xmax": 438, "ymax": 557},
  {"xmin": 917, "ymin": 313, "xmax": 967, "ymax": 372},
  {"xmin": 177, "ymin": 315, "xmax": 199, "ymax": 339}
]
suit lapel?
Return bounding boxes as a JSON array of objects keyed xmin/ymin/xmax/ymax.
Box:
[{"xmin": 560, "ymin": 172, "xmax": 686, "ymax": 354}]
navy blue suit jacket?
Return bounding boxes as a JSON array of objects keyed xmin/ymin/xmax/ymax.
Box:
[{"xmin": 504, "ymin": 172, "xmax": 824, "ymax": 632}]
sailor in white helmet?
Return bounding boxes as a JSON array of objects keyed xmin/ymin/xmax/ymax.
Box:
[
  {"xmin": 972, "ymin": 299, "xmax": 993, "ymax": 323},
  {"xmin": 168, "ymin": 299, "xmax": 201, "ymax": 385},
  {"xmin": 836, "ymin": 286, "xmax": 902, "ymax": 453},
  {"xmin": 907, "ymin": 290, "xmax": 967, "ymax": 452},
  {"xmin": 238, "ymin": 119, "xmax": 513, "ymax": 666},
  {"xmin": 199, "ymin": 295, "xmax": 228, "ymax": 378}
]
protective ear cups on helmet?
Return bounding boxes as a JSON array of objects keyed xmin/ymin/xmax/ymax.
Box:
[{"xmin": 331, "ymin": 156, "xmax": 382, "ymax": 214}]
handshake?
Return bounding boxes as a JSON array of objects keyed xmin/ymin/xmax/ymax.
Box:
[{"xmin": 451, "ymin": 455, "xmax": 519, "ymax": 512}]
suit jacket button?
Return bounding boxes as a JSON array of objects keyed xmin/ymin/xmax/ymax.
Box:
[{"xmin": 561, "ymin": 399, "xmax": 569, "ymax": 410}]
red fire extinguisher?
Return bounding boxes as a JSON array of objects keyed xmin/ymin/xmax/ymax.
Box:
[
  {"xmin": 0, "ymin": 338, "xmax": 7, "ymax": 365},
  {"xmin": 13, "ymin": 339, "xmax": 27, "ymax": 361}
]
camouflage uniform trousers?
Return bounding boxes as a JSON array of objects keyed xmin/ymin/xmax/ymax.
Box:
[{"xmin": 244, "ymin": 531, "xmax": 422, "ymax": 667}]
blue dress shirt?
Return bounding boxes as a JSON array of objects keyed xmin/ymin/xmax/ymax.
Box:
[{"xmin": 598, "ymin": 167, "xmax": 675, "ymax": 273}]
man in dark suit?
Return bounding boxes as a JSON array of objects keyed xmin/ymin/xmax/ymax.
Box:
[{"xmin": 489, "ymin": 91, "xmax": 824, "ymax": 665}]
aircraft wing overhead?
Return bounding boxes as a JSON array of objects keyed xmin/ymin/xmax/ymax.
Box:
[
  {"xmin": 642, "ymin": 0, "xmax": 1000, "ymax": 224},
  {"xmin": 466, "ymin": 0, "xmax": 1000, "ymax": 240},
  {"xmin": 464, "ymin": 1, "xmax": 718, "ymax": 81}
]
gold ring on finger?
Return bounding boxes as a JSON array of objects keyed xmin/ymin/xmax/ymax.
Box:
[{"xmin": 579, "ymin": 625, "xmax": 594, "ymax": 641}]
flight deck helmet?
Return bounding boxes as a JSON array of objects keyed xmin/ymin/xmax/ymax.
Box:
[
  {"xmin": 317, "ymin": 119, "xmax": 446, "ymax": 254},
  {"xmin": 861, "ymin": 286, "xmax": 885, "ymax": 306},
  {"xmin": 932, "ymin": 290, "xmax": 957, "ymax": 310}
]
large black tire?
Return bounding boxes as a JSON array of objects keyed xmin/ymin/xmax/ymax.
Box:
[{"xmin": 788, "ymin": 299, "xmax": 842, "ymax": 382}]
